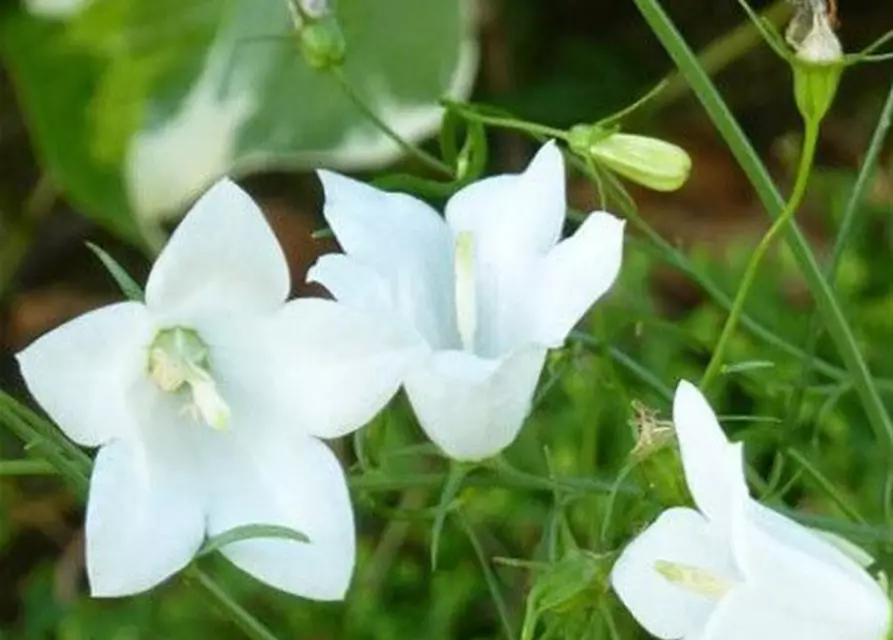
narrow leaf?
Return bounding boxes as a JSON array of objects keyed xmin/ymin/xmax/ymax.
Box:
[
  {"xmin": 199, "ymin": 524, "xmax": 310, "ymax": 557},
  {"xmin": 721, "ymin": 359, "xmax": 776, "ymax": 374},
  {"xmin": 457, "ymin": 512, "xmax": 516, "ymax": 640},
  {"xmin": 86, "ymin": 242, "xmax": 145, "ymax": 302}
]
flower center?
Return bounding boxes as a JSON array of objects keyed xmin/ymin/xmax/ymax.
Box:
[
  {"xmin": 454, "ymin": 231, "xmax": 477, "ymax": 352},
  {"xmin": 147, "ymin": 326, "xmax": 230, "ymax": 430},
  {"xmin": 654, "ymin": 560, "xmax": 733, "ymax": 600}
]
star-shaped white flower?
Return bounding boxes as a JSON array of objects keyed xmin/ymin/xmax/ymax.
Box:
[
  {"xmin": 311, "ymin": 141, "xmax": 625, "ymax": 461},
  {"xmin": 17, "ymin": 178, "xmax": 415, "ymax": 599},
  {"xmin": 611, "ymin": 380, "xmax": 892, "ymax": 640}
]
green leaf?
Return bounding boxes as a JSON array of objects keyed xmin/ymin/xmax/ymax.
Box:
[
  {"xmin": 430, "ymin": 461, "xmax": 472, "ymax": 570},
  {"xmin": 86, "ymin": 242, "xmax": 145, "ymax": 302},
  {"xmin": 1, "ymin": 0, "xmax": 478, "ymax": 239},
  {"xmin": 198, "ymin": 524, "xmax": 310, "ymax": 558},
  {"xmin": 521, "ymin": 549, "xmax": 607, "ymax": 640}
]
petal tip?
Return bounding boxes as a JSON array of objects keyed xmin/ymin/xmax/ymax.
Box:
[{"xmin": 527, "ymin": 139, "xmax": 565, "ymax": 176}]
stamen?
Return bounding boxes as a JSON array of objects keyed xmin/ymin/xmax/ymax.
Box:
[
  {"xmin": 148, "ymin": 327, "xmax": 230, "ymax": 429},
  {"xmin": 654, "ymin": 560, "xmax": 733, "ymax": 599},
  {"xmin": 454, "ymin": 231, "xmax": 477, "ymax": 352},
  {"xmin": 189, "ymin": 375, "xmax": 231, "ymax": 430}
]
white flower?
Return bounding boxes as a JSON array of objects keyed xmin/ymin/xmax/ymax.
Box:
[
  {"xmin": 310, "ymin": 141, "xmax": 625, "ymax": 461},
  {"xmin": 17, "ymin": 178, "xmax": 416, "ymax": 599},
  {"xmin": 611, "ymin": 380, "xmax": 892, "ymax": 640}
]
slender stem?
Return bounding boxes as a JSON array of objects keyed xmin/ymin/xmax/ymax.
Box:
[
  {"xmin": 0, "ymin": 459, "xmax": 57, "ymax": 476},
  {"xmin": 0, "ymin": 390, "xmax": 92, "ymax": 469},
  {"xmin": 349, "ymin": 467, "xmax": 630, "ymax": 496},
  {"xmin": 330, "ymin": 67, "xmax": 453, "ymax": 176},
  {"xmin": 456, "ymin": 512, "xmax": 516, "ymax": 640},
  {"xmin": 442, "ymin": 102, "xmax": 569, "ymax": 140},
  {"xmin": 0, "ymin": 393, "xmax": 89, "ymax": 494},
  {"xmin": 653, "ymin": 0, "xmax": 791, "ymax": 109},
  {"xmin": 786, "ymin": 447, "xmax": 867, "ymax": 524},
  {"xmin": 190, "ymin": 567, "xmax": 281, "ymax": 640},
  {"xmin": 569, "ymin": 331, "xmax": 673, "ymax": 402},
  {"xmin": 789, "ymin": 82, "xmax": 893, "ymax": 426},
  {"xmin": 701, "ymin": 121, "xmax": 819, "ymax": 389},
  {"xmin": 632, "ymin": 0, "xmax": 893, "ymax": 458}
]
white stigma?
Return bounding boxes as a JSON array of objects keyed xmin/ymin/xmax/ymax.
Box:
[
  {"xmin": 654, "ymin": 560, "xmax": 733, "ymax": 600},
  {"xmin": 148, "ymin": 327, "xmax": 230, "ymax": 430},
  {"xmin": 454, "ymin": 231, "xmax": 477, "ymax": 352}
]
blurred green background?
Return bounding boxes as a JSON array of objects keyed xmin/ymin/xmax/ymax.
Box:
[{"xmin": 2, "ymin": 0, "xmax": 893, "ymax": 638}]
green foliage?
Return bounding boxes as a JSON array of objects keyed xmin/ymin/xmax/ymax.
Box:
[{"xmin": 0, "ymin": 0, "xmax": 475, "ymax": 238}]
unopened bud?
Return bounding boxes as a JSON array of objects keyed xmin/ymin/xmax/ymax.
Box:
[
  {"xmin": 298, "ymin": 15, "xmax": 346, "ymax": 70},
  {"xmin": 569, "ymin": 125, "xmax": 691, "ymax": 192},
  {"xmin": 786, "ymin": 0, "xmax": 843, "ymax": 123}
]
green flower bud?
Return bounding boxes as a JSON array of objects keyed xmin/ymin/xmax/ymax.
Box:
[
  {"xmin": 786, "ymin": 0, "xmax": 844, "ymax": 123},
  {"xmin": 298, "ymin": 14, "xmax": 346, "ymax": 70},
  {"xmin": 792, "ymin": 58, "xmax": 842, "ymax": 124},
  {"xmin": 569, "ymin": 125, "xmax": 691, "ymax": 192}
]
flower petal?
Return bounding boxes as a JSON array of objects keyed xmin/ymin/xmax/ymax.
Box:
[
  {"xmin": 203, "ymin": 430, "xmax": 355, "ymax": 600},
  {"xmin": 610, "ymin": 507, "xmax": 740, "ymax": 640},
  {"xmin": 672, "ymin": 380, "xmax": 749, "ymax": 528},
  {"xmin": 527, "ymin": 211, "xmax": 625, "ymax": 346},
  {"xmin": 403, "ymin": 346, "xmax": 547, "ymax": 460},
  {"xmin": 444, "ymin": 142, "xmax": 567, "ymax": 355},
  {"xmin": 16, "ymin": 302, "xmax": 151, "ymax": 447},
  {"xmin": 145, "ymin": 178, "xmax": 290, "ymax": 322},
  {"xmin": 308, "ymin": 254, "xmax": 396, "ymax": 319},
  {"xmin": 729, "ymin": 502, "xmax": 892, "ymax": 640},
  {"xmin": 266, "ymin": 298, "xmax": 422, "ymax": 439},
  {"xmin": 748, "ymin": 501, "xmax": 882, "ymax": 586},
  {"xmin": 445, "ymin": 141, "xmax": 566, "ymax": 256},
  {"xmin": 317, "ymin": 170, "xmax": 457, "ymax": 349},
  {"xmin": 704, "ymin": 586, "xmax": 873, "ymax": 640},
  {"xmin": 86, "ymin": 395, "xmax": 205, "ymax": 597}
]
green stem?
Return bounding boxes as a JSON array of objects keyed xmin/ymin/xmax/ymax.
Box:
[
  {"xmin": 653, "ymin": 0, "xmax": 791, "ymax": 109},
  {"xmin": 786, "ymin": 447, "xmax": 867, "ymax": 524},
  {"xmin": 330, "ymin": 67, "xmax": 453, "ymax": 177},
  {"xmin": 632, "ymin": 0, "xmax": 893, "ymax": 458},
  {"xmin": 190, "ymin": 567, "xmax": 281, "ymax": 640},
  {"xmin": 349, "ymin": 467, "xmax": 629, "ymax": 496},
  {"xmin": 789, "ymin": 81, "xmax": 893, "ymax": 428},
  {"xmin": 0, "ymin": 459, "xmax": 57, "ymax": 476},
  {"xmin": 0, "ymin": 394, "xmax": 89, "ymax": 494},
  {"xmin": 569, "ymin": 331, "xmax": 673, "ymax": 402},
  {"xmin": 456, "ymin": 512, "xmax": 516, "ymax": 640},
  {"xmin": 701, "ymin": 121, "xmax": 819, "ymax": 389},
  {"xmin": 0, "ymin": 390, "xmax": 92, "ymax": 469},
  {"xmin": 442, "ymin": 101, "xmax": 569, "ymax": 140}
]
